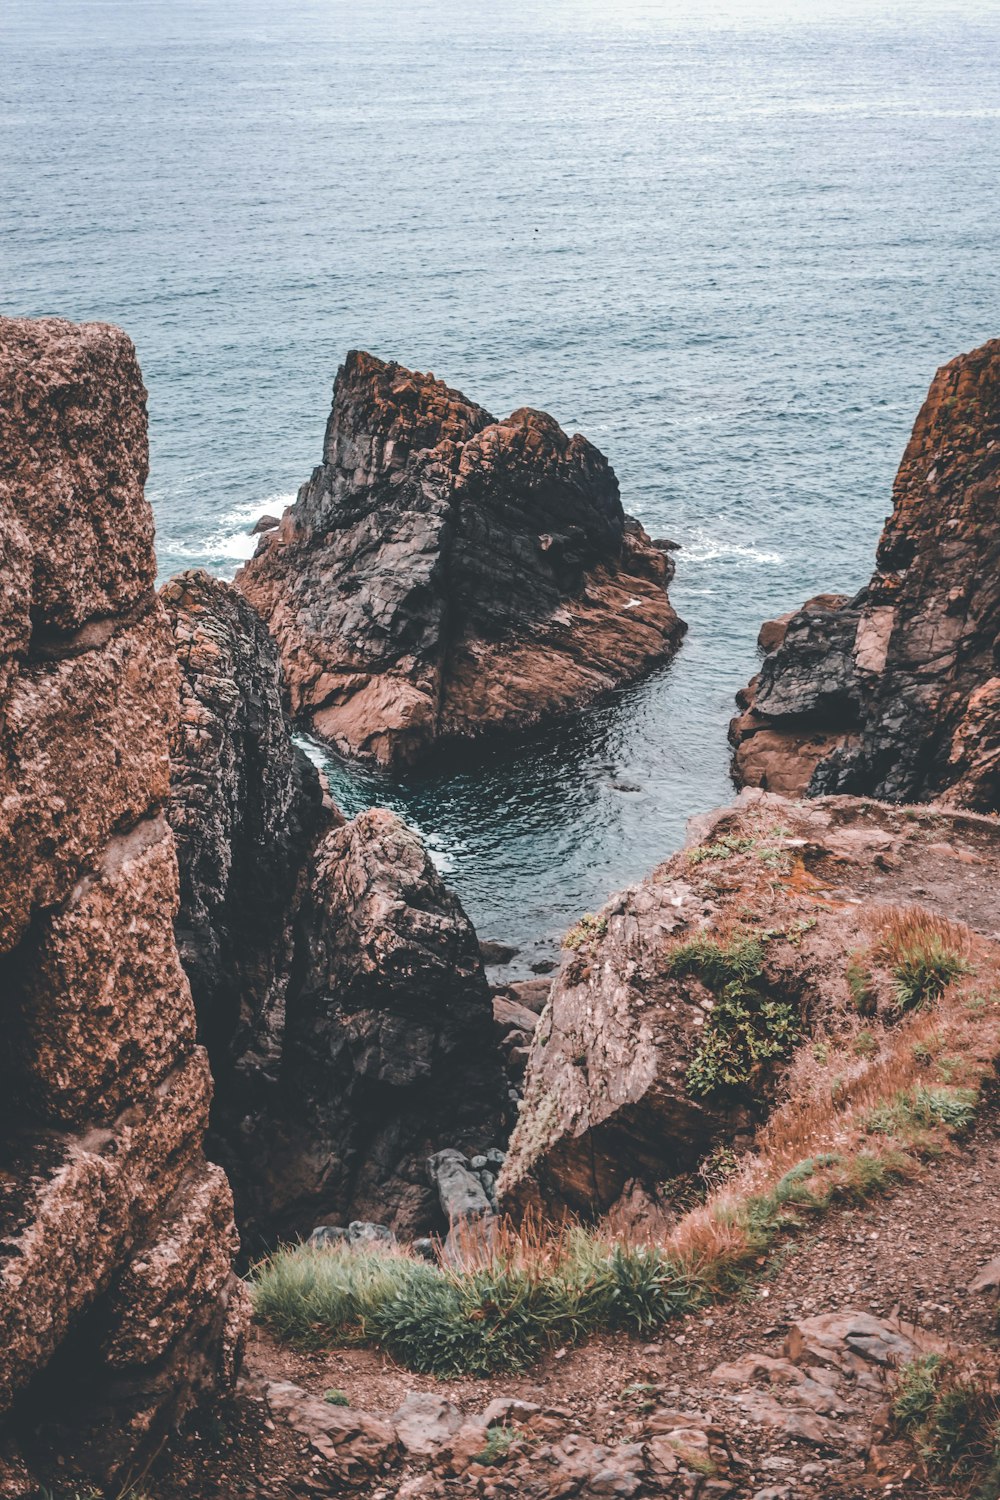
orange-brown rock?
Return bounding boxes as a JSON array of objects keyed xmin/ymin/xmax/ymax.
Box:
[
  {"xmin": 732, "ymin": 341, "xmax": 1000, "ymax": 809},
  {"xmin": 237, "ymin": 352, "xmax": 685, "ymax": 767},
  {"xmin": 0, "ymin": 317, "xmax": 244, "ymax": 1489},
  {"xmin": 499, "ymin": 789, "xmax": 1000, "ymax": 1217}
]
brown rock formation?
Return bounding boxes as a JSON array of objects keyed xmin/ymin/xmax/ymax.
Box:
[
  {"xmin": 237, "ymin": 351, "xmax": 685, "ymax": 767},
  {"xmin": 499, "ymin": 789, "xmax": 1000, "ymax": 1217},
  {"xmin": 0, "ymin": 318, "xmax": 245, "ymax": 1490},
  {"xmin": 163, "ymin": 573, "xmax": 506, "ymax": 1247},
  {"xmin": 731, "ymin": 340, "xmax": 1000, "ymax": 809}
]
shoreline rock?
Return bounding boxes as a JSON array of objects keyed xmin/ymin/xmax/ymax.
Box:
[
  {"xmin": 164, "ymin": 574, "xmax": 508, "ymax": 1247},
  {"xmin": 731, "ymin": 339, "xmax": 1000, "ymax": 810},
  {"xmin": 237, "ymin": 351, "xmax": 686, "ymax": 768}
]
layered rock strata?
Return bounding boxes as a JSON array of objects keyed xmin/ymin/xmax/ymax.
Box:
[
  {"xmin": 0, "ymin": 318, "xmax": 245, "ymax": 1490},
  {"xmin": 731, "ymin": 340, "xmax": 1000, "ymax": 809},
  {"xmin": 499, "ymin": 789, "xmax": 1000, "ymax": 1216},
  {"xmin": 164, "ymin": 574, "xmax": 505, "ymax": 1246},
  {"xmin": 237, "ymin": 351, "xmax": 685, "ymax": 767}
]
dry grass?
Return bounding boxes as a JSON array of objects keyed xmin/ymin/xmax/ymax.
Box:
[{"xmin": 253, "ymin": 885, "xmax": 1000, "ymax": 1377}]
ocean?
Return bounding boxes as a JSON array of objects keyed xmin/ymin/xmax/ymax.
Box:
[{"xmin": 5, "ymin": 0, "xmax": 1000, "ymax": 967}]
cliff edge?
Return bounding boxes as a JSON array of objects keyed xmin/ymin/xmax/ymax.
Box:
[{"xmin": 0, "ymin": 318, "xmax": 245, "ymax": 1492}]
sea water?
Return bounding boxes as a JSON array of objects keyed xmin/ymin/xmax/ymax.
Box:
[{"xmin": 5, "ymin": 0, "xmax": 1000, "ymax": 966}]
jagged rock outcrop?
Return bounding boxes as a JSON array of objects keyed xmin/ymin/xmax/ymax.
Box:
[
  {"xmin": 499, "ymin": 788, "xmax": 1000, "ymax": 1216},
  {"xmin": 0, "ymin": 318, "xmax": 245, "ymax": 1490},
  {"xmin": 163, "ymin": 576, "xmax": 506, "ymax": 1245},
  {"xmin": 237, "ymin": 351, "xmax": 685, "ymax": 767},
  {"xmin": 731, "ymin": 340, "xmax": 1000, "ymax": 808}
]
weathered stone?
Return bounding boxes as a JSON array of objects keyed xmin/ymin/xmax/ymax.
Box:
[
  {"xmin": 391, "ymin": 1392, "xmax": 464, "ymax": 1455},
  {"xmin": 0, "ymin": 316, "xmax": 154, "ymax": 633},
  {"xmin": 2, "ymin": 815, "xmax": 195, "ymax": 1126},
  {"xmin": 265, "ymin": 1380, "xmax": 398, "ymax": 1477},
  {"xmin": 237, "ymin": 352, "xmax": 685, "ymax": 768},
  {"xmin": 0, "ymin": 316, "xmax": 243, "ymax": 1486},
  {"xmin": 165, "ymin": 574, "xmax": 507, "ymax": 1247},
  {"xmin": 427, "ymin": 1149, "xmax": 493, "ymax": 1224},
  {"xmin": 500, "ymin": 789, "xmax": 1000, "ymax": 1217},
  {"xmin": 0, "ymin": 606, "xmax": 178, "ymax": 952}
]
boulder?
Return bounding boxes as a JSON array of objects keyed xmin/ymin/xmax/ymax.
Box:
[
  {"xmin": 427, "ymin": 1149, "xmax": 493, "ymax": 1223},
  {"xmin": 391, "ymin": 1392, "xmax": 463, "ymax": 1456},
  {"xmin": 732, "ymin": 340, "xmax": 1000, "ymax": 811},
  {"xmin": 265, "ymin": 1381, "xmax": 398, "ymax": 1478},
  {"xmin": 236, "ymin": 351, "xmax": 685, "ymax": 768},
  {"xmin": 165, "ymin": 572, "xmax": 507, "ymax": 1245}
]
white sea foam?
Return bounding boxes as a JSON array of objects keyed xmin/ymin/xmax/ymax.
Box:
[{"xmin": 682, "ymin": 533, "xmax": 785, "ymax": 566}]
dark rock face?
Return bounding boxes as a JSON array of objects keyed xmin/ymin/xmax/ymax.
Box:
[
  {"xmin": 161, "ymin": 570, "xmax": 328, "ymax": 1226},
  {"xmin": 732, "ymin": 340, "xmax": 1000, "ymax": 810},
  {"xmin": 0, "ymin": 318, "xmax": 245, "ymax": 1492},
  {"xmin": 163, "ymin": 578, "xmax": 505, "ymax": 1246},
  {"xmin": 237, "ymin": 351, "xmax": 685, "ymax": 768},
  {"xmin": 265, "ymin": 809, "xmax": 506, "ymax": 1241}
]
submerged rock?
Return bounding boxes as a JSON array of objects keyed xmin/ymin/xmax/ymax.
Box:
[
  {"xmin": 732, "ymin": 339, "xmax": 1000, "ymax": 810},
  {"xmin": 237, "ymin": 351, "xmax": 685, "ymax": 768}
]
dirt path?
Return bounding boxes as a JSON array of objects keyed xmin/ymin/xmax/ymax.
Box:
[{"xmin": 152, "ymin": 1113, "xmax": 1000, "ymax": 1498}]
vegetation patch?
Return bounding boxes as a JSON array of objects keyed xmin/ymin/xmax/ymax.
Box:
[
  {"xmin": 253, "ymin": 911, "xmax": 1000, "ymax": 1380},
  {"xmin": 894, "ymin": 1355, "xmax": 1000, "ymax": 1489},
  {"xmin": 871, "ymin": 907, "xmax": 973, "ymax": 1013},
  {"xmin": 563, "ymin": 912, "xmax": 608, "ymax": 952},
  {"xmin": 667, "ymin": 933, "xmax": 799, "ymax": 1097},
  {"xmin": 474, "ymin": 1425, "xmax": 521, "ymax": 1466}
]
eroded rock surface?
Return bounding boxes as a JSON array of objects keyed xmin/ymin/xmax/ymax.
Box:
[
  {"xmin": 164, "ymin": 574, "xmax": 506, "ymax": 1244},
  {"xmin": 732, "ymin": 340, "xmax": 1000, "ymax": 809},
  {"xmin": 0, "ymin": 317, "xmax": 244, "ymax": 1489},
  {"xmin": 499, "ymin": 789, "xmax": 1000, "ymax": 1216},
  {"xmin": 263, "ymin": 808, "xmax": 506, "ymax": 1240},
  {"xmin": 237, "ymin": 351, "xmax": 685, "ymax": 767}
]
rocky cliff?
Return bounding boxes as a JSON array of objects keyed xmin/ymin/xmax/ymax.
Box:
[
  {"xmin": 237, "ymin": 352, "xmax": 685, "ymax": 768},
  {"xmin": 0, "ymin": 318, "xmax": 245, "ymax": 1491},
  {"xmin": 499, "ymin": 788, "xmax": 1000, "ymax": 1217},
  {"xmin": 731, "ymin": 340, "xmax": 1000, "ymax": 809},
  {"xmin": 163, "ymin": 572, "xmax": 506, "ymax": 1246}
]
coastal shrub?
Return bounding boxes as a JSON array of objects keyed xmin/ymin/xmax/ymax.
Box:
[
  {"xmin": 846, "ymin": 950, "xmax": 876, "ymax": 1013},
  {"xmin": 863, "ymin": 1085, "xmax": 977, "ymax": 1139},
  {"xmin": 872, "ymin": 908, "xmax": 973, "ymax": 1012},
  {"xmin": 667, "ymin": 931, "xmax": 798, "ymax": 1097},
  {"xmin": 249, "ymin": 1241, "xmax": 436, "ymax": 1346},
  {"xmin": 474, "ymin": 1426, "xmax": 520, "ymax": 1466},
  {"xmin": 895, "ymin": 1356, "xmax": 1000, "ymax": 1485},
  {"xmin": 563, "ymin": 913, "xmax": 607, "ymax": 951}
]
